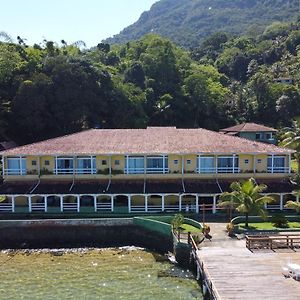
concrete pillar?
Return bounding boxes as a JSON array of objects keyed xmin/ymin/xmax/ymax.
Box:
[
  {"xmin": 11, "ymin": 196, "xmax": 15, "ymax": 213},
  {"xmin": 44, "ymin": 196, "xmax": 47, "ymax": 212},
  {"xmin": 60, "ymin": 195, "xmax": 63, "ymax": 212},
  {"xmin": 128, "ymin": 195, "xmax": 131, "ymax": 213},
  {"xmin": 213, "ymin": 195, "xmax": 217, "ymax": 214},
  {"xmin": 77, "ymin": 195, "xmax": 80, "ymax": 212},
  {"xmin": 28, "ymin": 196, "xmax": 32, "ymax": 213},
  {"xmin": 196, "ymin": 195, "xmax": 199, "ymax": 213},
  {"xmin": 94, "ymin": 195, "xmax": 97, "ymax": 212},
  {"xmin": 161, "ymin": 195, "xmax": 165, "ymax": 212},
  {"xmin": 145, "ymin": 195, "xmax": 148, "ymax": 212},
  {"xmin": 111, "ymin": 195, "xmax": 114, "ymax": 212},
  {"xmin": 179, "ymin": 195, "xmax": 182, "ymax": 211},
  {"xmin": 280, "ymin": 194, "xmax": 284, "ymax": 211}
]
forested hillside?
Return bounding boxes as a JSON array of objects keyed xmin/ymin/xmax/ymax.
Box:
[
  {"xmin": 106, "ymin": 0, "xmax": 300, "ymax": 48},
  {"xmin": 1, "ymin": 17, "xmax": 300, "ymax": 146}
]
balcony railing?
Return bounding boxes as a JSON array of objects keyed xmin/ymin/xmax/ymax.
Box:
[
  {"xmin": 196, "ymin": 167, "xmax": 240, "ymax": 174},
  {"xmin": 76, "ymin": 168, "xmax": 97, "ymax": 175},
  {"xmin": 54, "ymin": 168, "xmax": 97, "ymax": 175},
  {"xmin": 267, "ymin": 167, "xmax": 290, "ymax": 174},
  {"xmin": 4, "ymin": 169, "xmax": 27, "ymax": 175},
  {"xmin": 125, "ymin": 168, "xmax": 169, "ymax": 174}
]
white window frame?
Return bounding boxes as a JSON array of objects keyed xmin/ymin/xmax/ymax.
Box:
[
  {"xmin": 125, "ymin": 156, "xmax": 145, "ymax": 174},
  {"xmin": 197, "ymin": 156, "xmax": 216, "ymax": 173},
  {"xmin": 146, "ymin": 155, "xmax": 168, "ymax": 174},
  {"xmin": 267, "ymin": 155, "xmax": 288, "ymax": 173},
  {"xmin": 217, "ymin": 155, "xmax": 239, "ymax": 173},
  {"xmin": 55, "ymin": 157, "xmax": 74, "ymax": 175},
  {"xmin": 76, "ymin": 156, "xmax": 96, "ymax": 174},
  {"xmin": 5, "ymin": 156, "xmax": 27, "ymax": 175}
]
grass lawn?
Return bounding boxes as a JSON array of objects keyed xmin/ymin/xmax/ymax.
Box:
[
  {"xmin": 238, "ymin": 222, "xmax": 300, "ymax": 230},
  {"xmin": 180, "ymin": 223, "xmax": 202, "ymax": 233}
]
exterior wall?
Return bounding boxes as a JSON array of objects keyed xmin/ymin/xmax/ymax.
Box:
[
  {"xmin": 96, "ymin": 155, "xmax": 109, "ymax": 172},
  {"xmin": 112, "ymin": 155, "xmax": 125, "ymax": 172},
  {"xmin": 168, "ymin": 155, "xmax": 182, "ymax": 174},
  {"xmin": 239, "ymin": 132, "xmax": 276, "ymax": 144},
  {"xmin": 255, "ymin": 154, "xmax": 268, "ymax": 173},
  {"xmin": 40, "ymin": 156, "xmax": 55, "ymax": 173},
  {"xmin": 183, "ymin": 154, "xmax": 197, "ymax": 173},
  {"xmin": 239, "ymin": 154, "xmax": 254, "ymax": 172}
]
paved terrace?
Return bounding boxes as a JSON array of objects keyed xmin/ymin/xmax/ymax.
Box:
[{"xmin": 197, "ymin": 223, "xmax": 300, "ymax": 300}]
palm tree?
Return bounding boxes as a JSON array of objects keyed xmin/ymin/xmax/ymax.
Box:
[
  {"xmin": 284, "ymin": 200, "xmax": 300, "ymax": 213},
  {"xmin": 281, "ymin": 120, "xmax": 300, "ymax": 170},
  {"xmin": 218, "ymin": 178, "xmax": 274, "ymax": 227}
]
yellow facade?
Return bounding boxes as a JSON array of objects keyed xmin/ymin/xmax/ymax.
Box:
[
  {"xmin": 239, "ymin": 154, "xmax": 254, "ymax": 172},
  {"xmin": 183, "ymin": 154, "xmax": 197, "ymax": 173},
  {"xmin": 168, "ymin": 155, "xmax": 182, "ymax": 173},
  {"xmin": 40, "ymin": 156, "xmax": 55, "ymax": 173}
]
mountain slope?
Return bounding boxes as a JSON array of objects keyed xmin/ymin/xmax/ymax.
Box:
[{"xmin": 106, "ymin": 0, "xmax": 300, "ymax": 48}]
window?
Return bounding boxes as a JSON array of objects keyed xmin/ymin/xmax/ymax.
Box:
[
  {"xmin": 147, "ymin": 156, "xmax": 168, "ymax": 174},
  {"xmin": 267, "ymin": 155, "xmax": 286, "ymax": 173},
  {"xmin": 244, "ymin": 159, "xmax": 249, "ymax": 164},
  {"xmin": 6, "ymin": 157, "xmax": 26, "ymax": 175},
  {"xmin": 126, "ymin": 156, "xmax": 144, "ymax": 174},
  {"xmin": 197, "ymin": 156, "xmax": 215, "ymax": 173},
  {"xmin": 56, "ymin": 157, "xmax": 74, "ymax": 174},
  {"xmin": 266, "ymin": 133, "xmax": 273, "ymax": 140},
  {"xmin": 217, "ymin": 156, "xmax": 239, "ymax": 173},
  {"xmin": 115, "ymin": 160, "xmax": 120, "ymax": 166},
  {"xmin": 255, "ymin": 133, "xmax": 262, "ymax": 140},
  {"xmin": 77, "ymin": 157, "xmax": 96, "ymax": 174},
  {"xmin": 45, "ymin": 160, "xmax": 50, "ymax": 166},
  {"xmin": 32, "ymin": 160, "xmax": 37, "ymax": 166},
  {"xmin": 102, "ymin": 160, "xmax": 107, "ymax": 165},
  {"xmin": 174, "ymin": 160, "xmax": 178, "ymax": 165},
  {"xmin": 187, "ymin": 160, "xmax": 191, "ymax": 165},
  {"xmin": 257, "ymin": 159, "xmax": 262, "ymax": 164}
]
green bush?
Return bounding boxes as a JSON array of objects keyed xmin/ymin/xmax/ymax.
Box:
[{"xmin": 271, "ymin": 213, "xmax": 289, "ymax": 228}]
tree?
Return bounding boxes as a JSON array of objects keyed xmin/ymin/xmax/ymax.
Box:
[
  {"xmin": 218, "ymin": 178, "xmax": 274, "ymax": 227},
  {"xmin": 281, "ymin": 120, "xmax": 300, "ymax": 169},
  {"xmin": 284, "ymin": 200, "xmax": 300, "ymax": 213},
  {"xmin": 171, "ymin": 214, "xmax": 184, "ymax": 240}
]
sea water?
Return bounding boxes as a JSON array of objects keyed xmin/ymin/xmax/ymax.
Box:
[{"xmin": 0, "ymin": 247, "xmax": 203, "ymax": 299}]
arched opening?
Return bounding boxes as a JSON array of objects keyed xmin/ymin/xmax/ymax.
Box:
[
  {"xmin": 31, "ymin": 195, "xmax": 46, "ymax": 212},
  {"xmin": 47, "ymin": 196, "xmax": 61, "ymax": 213},
  {"xmin": 131, "ymin": 195, "xmax": 145, "ymax": 212},
  {"xmin": 199, "ymin": 196, "xmax": 214, "ymax": 213},
  {"xmin": 181, "ymin": 195, "xmax": 197, "ymax": 213},
  {"xmin": 147, "ymin": 195, "xmax": 162, "ymax": 212},
  {"xmin": 283, "ymin": 194, "xmax": 296, "ymax": 211},
  {"xmin": 62, "ymin": 195, "xmax": 78, "ymax": 212},
  {"xmin": 164, "ymin": 195, "xmax": 179, "ymax": 212},
  {"xmin": 14, "ymin": 196, "xmax": 29, "ymax": 213},
  {"xmin": 114, "ymin": 195, "xmax": 128, "ymax": 213},
  {"xmin": 80, "ymin": 195, "xmax": 94, "ymax": 213},
  {"xmin": 96, "ymin": 195, "xmax": 112, "ymax": 212},
  {"xmin": 0, "ymin": 196, "xmax": 13, "ymax": 212}
]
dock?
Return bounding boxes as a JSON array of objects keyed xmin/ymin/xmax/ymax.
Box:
[{"xmin": 194, "ymin": 224, "xmax": 300, "ymax": 300}]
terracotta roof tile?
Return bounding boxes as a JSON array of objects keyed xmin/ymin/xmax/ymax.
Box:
[
  {"xmin": 220, "ymin": 123, "xmax": 277, "ymax": 133},
  {"xmin": 1, "ymin": 127, "xmax": 293, "ymax": 156}
]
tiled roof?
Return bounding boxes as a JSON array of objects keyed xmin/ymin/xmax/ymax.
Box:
[
  {"xmin": 220, "ymin": 123, "xmax": 277, "ymax": 133},
  {"xmin": 1, "ymin": 127, "xmax": 292, "ymax": 156}
]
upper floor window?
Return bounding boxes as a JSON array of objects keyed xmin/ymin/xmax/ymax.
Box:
[
  {"xmin": 55, "ymin": 157, "xmax": 74, "ymax": 174},
  {"xmin": 125, "ymin": 156, "xmax": 144, "ymax": 174},
  {"xmin": 255, "ymin": 133, "xmax": 262, "ymax": 140},
  {"xmin": 197, "ymin": 156, "xmax": 215, "ymax": 173},
  {"xmin": 266, "ymin": 133, "xmax": 273, "ymax": 140},
  {"xmin": 267, "ymin": 155, "xmax": 287, "ymax": 173},
  {"xmin": 217, "ymin": 156, "xmax": 239, "ymax": 173},
  {"xmin": 77, "ymin": 157, "xmax": 96, "ymax": 174},
  {"xmin": 6, "ymin": 157, "xmax": 26, "ymax": 175},
  {"xmin": 147, "ymin": 156, "xmax": 168, "ymax": 174}
]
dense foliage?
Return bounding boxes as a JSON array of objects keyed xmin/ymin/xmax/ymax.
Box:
[
  {"xmin": 2, "ymin": 15, "xmax": 300, "ymax": 146},
  {"xmin": 106, "ymin": 0, "xmax": 300, "ymax": 48}
]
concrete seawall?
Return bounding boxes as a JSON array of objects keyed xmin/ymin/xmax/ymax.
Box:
[{"xmin": 0, "ymin": 218, "xmax": 173, "ymax": 252}]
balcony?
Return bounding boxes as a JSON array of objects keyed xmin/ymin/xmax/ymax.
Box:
[
  {"xmin": 4, "ymin": 169, "xmax": 27, "ymax": 176},
  {"xmin": 196, "ymin": 167, "xmax": 240, "ymax": 174},
  {"xmin": 124, "ymin": 167, "xmax": 169, "ymax": 175},
  {"xmin": 267, "ymin": 167, "xmax": 290, "ymax": 174}
]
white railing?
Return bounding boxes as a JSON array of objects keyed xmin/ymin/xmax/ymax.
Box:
[
  {"xmin": 55, "ymin": 168, "xmax": 74, "ymax": 175},
  {"xmin": 196, "ymin": 167, "xmax": 216, "ymax": 174},
  {"xmin": 217, "ymin": 167, "xmax": 240, "ymax": 174},
  {"xmin": 164, "ymin": 205, "xmax": 180, "ymax": 211},
  {"xmin": 62, "ymin": 203, "xmax": 78, "ymax": 211},
  {"xmin": 31, "ymin": 202, "xmax": 46, "ymax": 212},
  {"xmin": 76, "ymin": 168, "xmax": 97, "ymax": 175},
  {"xmin": 267, "ymin": 167, "xmax": 290, "ymax": 173},
  {"xmin": 131, "ymin": 205, "xmax": 146, "ymax": 212},
  {"xmin": 0, "ymin": 203, "xmax": 13, "ymax": 212},
  {"xmin": 125, "ymin": 168, "xmax": 169, "ymax": 174},
  {"xmin": 147, "ymin": 205, "xmax": 162, "ymax": 212},
  {"xmin": 96, "ymin": 202, "xmax": 112, "ymax": 211},
  {"xmin": 266, "ymin": 204, "xmax": 281, "ymax": 210},
  {"xmin": 4, "ymin": 169, "xmax": 27, "ymax": 175}
]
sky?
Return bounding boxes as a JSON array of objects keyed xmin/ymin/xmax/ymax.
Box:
[{"xmin": 0, "ymin": 0, "xmax": 158, "ymax": 47}]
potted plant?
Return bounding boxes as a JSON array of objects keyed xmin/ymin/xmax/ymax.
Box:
[{"xmin": 226, "ymin": 222, "xmax": 235, "ymax": 237}]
